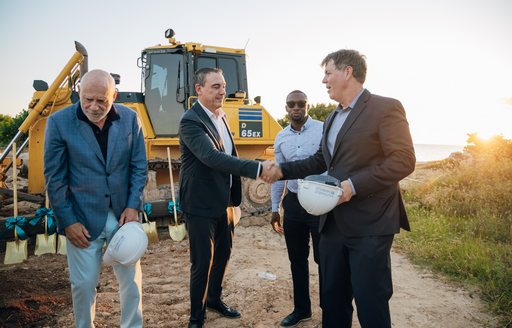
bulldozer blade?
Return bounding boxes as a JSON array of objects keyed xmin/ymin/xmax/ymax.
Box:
[
  {"xmin": 34, "ymin": 233, "xmax": 57, "ymax": 256},
  {"xmin": 4, "ymin": 239, "xmax": 28, "ymax": 265},
  {"xmin": 168, "ymin": 223, "xmax": 187, "ymax": 242},
  {"xmin": 142, "ymin": 221, "xmax": 159, "ymax": 244},
  {"xmin": 57, "ymin": 234, "xmax": 67, "ymax": 255}
]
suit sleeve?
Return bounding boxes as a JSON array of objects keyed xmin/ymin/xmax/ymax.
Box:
[
  {"xmin": 280, "ymin": 115, "xmax": 331, "ymax": 180},
  {"xmin": 350, "ymin": 100, "xmax": 416, "ymax": 197},
  {"xmin": 126, "ymin": 114, "xmax": 147, "ymax": 210},
  {"xmin": 180, "ymin": 116, "xmax": 259, "ymax": 178},
  {"xmin": 43, "ymin": 115, "xmax": 77, "ymax": 229},
  {"xmin": 271, "ymin": 134, "xmax": 286, "ymax": 212}
]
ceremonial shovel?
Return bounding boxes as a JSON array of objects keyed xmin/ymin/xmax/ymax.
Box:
[
  {"xmin": 4, "ymin": 142, "xmax": 28, "ymax": 264},
  {"xmin": 34, "ymin": 192, "xmax": 57, "ymax": 255},
  {"xmin": 142, "ymin": 210, "xmax": 159, "ymax": 244},
  {"xmin": 167, "ymin": 147, "xmax": 186, "ymax": 241}
]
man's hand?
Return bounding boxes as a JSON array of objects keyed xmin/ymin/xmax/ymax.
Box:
[
  {"xmin": 64, "ymin": 222, "xmax": 91, "ymax": 248},
  {"xmin": 336, "ymin": 180, "xmax": 354, "ymax": 205},
  {"xmin": 260, "ymin": 160, "xmax": 283, "ymax": 183},
  {"xmin": 271, "ymin": 212, "xmax": 284, "ymax": 233},
  {"xmin": 119, "ymin": 208, "xmax": 140, "ymax": 226}
]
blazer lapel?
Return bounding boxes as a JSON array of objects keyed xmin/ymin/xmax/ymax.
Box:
[
  {"xmin": 331, "ymin": 90, "xmax": 370, "ymax": 158},
  {"xmin": 74, "ymin": 109, "xmax": 105, "ymax": 166},
  {"xmin": 222, "ymin": 116, "xmax": 237, "ymax": 156},
  {"xmin": 323, "ymin": 111, "xmax": 337, "ymax": 165},
  {"xmin": 106, "ymin": 118, "xmax": 120, "ymax": 169},
  {"xmin": 193, "ymin": 104, "xmax": 225, "ymax": 152}
]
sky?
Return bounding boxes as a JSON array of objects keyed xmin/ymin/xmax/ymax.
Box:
[{"xmin": 0, "ymin": 0, "xmax": 511, "ymax": 145}]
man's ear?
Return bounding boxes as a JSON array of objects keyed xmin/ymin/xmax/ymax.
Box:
[
  {"xmin": 113, "ymin": 89, "xmax": 118, "ymax": 101},
  {"xmin": 345, "ymin": 66, "xmax": 353, "ymax": 80},
  {"xmin": 195, "ymin": 84, "xmax": 201, "ymax": 95}
]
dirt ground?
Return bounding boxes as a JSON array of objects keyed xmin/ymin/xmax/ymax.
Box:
[
  {"xmin": 0, "ymin": 214, "xmax": 497, "ymax": 328},
  {"xmin": 0, "ymin": 165, "xmax": 499, "ymax": 327}
]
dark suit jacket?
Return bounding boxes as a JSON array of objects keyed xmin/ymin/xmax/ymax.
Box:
[
  {"xmin": 281, "ymin": 90, "xmax": 416, "ymax": 236},
  {"xmin": 44, "ymin": 102, "xmax": 147, "ymax": 240},
  {"xmin": 179, "ymin": 102, "xmax": 259, "ymax": 218}
]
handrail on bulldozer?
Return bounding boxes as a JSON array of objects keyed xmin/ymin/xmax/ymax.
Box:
[{"xmin": 0, "ymin": 41, "xmax": 88, "ymax": 174}]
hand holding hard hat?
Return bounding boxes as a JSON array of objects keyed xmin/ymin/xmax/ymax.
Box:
[
  {"xmin": 297, "ymin": 175, "xmax": 344, "ymax": 216},
  {"xmin": 103, "ymin": 221, "xmax": 148, "ymax": 266}
]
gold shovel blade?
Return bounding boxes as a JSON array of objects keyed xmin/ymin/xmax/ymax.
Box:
[
  {"xmin": 4, "ymin": 239, "xmax": 28, "ymax": 265},
  {"xmin": 34, "ymin": 233, "xmax": 57, "ymax": 256},
  {"xmin": 142, "ymin": 222, "xmax": 159, "ymax": 244},
  {"xmin": 57, "ymin": 234, "xmax": 67, "ymax": 255},
  {"xmin": 169, "ymin": 223, "xmax": 187, "ymax": 241}
]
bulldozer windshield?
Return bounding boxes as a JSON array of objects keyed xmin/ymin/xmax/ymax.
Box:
[{"xmin": 144, "ymin": 51, "xmax": 185, "ymax": 137}]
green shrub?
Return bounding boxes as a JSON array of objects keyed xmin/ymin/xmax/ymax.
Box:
[
  {"xmin": 0, "ymin": 110, "xmax": 29, "ymax": 146},
  {"xmin": 399, "ymin": 135, "xmax": 512, "ymax": 326}
]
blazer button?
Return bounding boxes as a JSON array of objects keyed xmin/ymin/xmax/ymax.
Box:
[{"xmin": 104, "ymin": 194, "xmax": 109, "ymax": 198}]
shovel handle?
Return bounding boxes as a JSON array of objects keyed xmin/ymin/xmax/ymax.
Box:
[
  {"xmin": 12, "ymin": 142, "xmax": 18, "ymax": 218},
  {"xmin": 44, "ymin": 191, "xmax": 49, "ymax": 234},
  {"xmin": 167, "ymin": 147, "xmax": 178, "ymax": 226}
]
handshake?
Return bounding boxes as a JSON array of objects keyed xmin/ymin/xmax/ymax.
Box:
[{"xmin": 260, "ymin": 160, "xmax": 283, "ymax": 183}]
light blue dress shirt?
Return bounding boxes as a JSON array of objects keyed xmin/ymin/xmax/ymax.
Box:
[
  {"xmin": 325, "ymin": 88, "xmax": 365, "ymax": 194},
  {"xmin": 271, "ymin": 117, "xmax": 323, "ymax": 212}
]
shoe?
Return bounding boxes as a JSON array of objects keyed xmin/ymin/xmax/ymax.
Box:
[
  {"xmin": 206, "ymin": 301, "xmax": 241, "ymax": 318},
  {"xmin": 188, "ymin": 323, "xmax": 203, "ymax": 328},
  {"xmin": 280, "ymin": 311, "xmax": 312, "ymax": 327}
]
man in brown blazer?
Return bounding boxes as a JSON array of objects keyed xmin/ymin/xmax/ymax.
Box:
[{"xmin": 266, "ymin": 49, "xmax": 416, "ymax": 327}]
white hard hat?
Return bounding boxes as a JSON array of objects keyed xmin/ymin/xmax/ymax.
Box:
[
  {"xmin": 297, "ymin": 175, "xmax": 343, "ymax": 216},
  {"xmin": 103, "ymin": 221, "xmax": 148, "ymax": 266}
]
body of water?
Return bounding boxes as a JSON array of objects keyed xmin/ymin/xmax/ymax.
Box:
[{"xmin": 414, "ymin": 144, "xmax": 464, "ymax": 162}]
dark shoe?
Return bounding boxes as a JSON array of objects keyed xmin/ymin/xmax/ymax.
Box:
[
  {"xmin": 280, "ymin": 311, "xmax": 312, "ymax": 327},
  {"xmin": 206, "ymin": 301, "xmax": 241, "ymax": 318},
  {"xmin": 188, "ymin": 323, "xmax": 203, "ymax": 328}
]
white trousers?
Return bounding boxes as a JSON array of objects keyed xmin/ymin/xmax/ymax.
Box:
[{"xmin": 66, "ymin": 210, "xmax": 143, "ymax": 328}]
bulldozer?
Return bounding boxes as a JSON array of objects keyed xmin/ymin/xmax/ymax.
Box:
[{"xmin": 0, "ymin": 29, "xmax": 282, "ymax": 221}]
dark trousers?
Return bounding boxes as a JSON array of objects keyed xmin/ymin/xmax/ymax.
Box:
[
  {"xmin": 185, "ymin": 212, "xmax": 234, "ymax": 324},
  {"xmin": 320, "ymin": 214, "xmax": 394, "ymax": 328},
  {"xmin": 282, "ymin": 192, "xmax": 321, "ymax": 315}
]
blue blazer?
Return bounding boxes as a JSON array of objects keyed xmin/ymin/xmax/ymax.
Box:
[{"xmin": 44, "ymin": 102, "xmax": 147, "ymax": 240}]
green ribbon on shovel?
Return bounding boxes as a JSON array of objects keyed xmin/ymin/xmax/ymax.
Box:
[{"xmin": 5, "ymin": 217, "xmax": 29, "ymax": 240}]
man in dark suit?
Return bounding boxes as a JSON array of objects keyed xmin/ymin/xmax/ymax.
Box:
[
  {"xmin": 44, "ymin": 69, "xmax": 147, "ymax": 328},
  {"xmin": 179, "ymin": 67, "xmax": 274, "ymax": 328},
  {"xmin": 265, "ymin": 50, "xmax": 416, "ymax": 327}
]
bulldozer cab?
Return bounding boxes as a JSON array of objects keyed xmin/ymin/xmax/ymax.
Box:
[{"xmin": 142, "ymin": 44, "xmax": 248, "ymax": 137}]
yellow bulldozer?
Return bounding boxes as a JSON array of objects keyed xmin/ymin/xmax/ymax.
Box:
[{"xmin": 0, "ymin": 29, "xmax": 282, "ymax": 220}]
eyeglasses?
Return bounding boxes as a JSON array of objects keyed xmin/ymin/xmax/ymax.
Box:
[{"xmin": 286, "ymin": 100, "xmax": 307, "ymax": 108}]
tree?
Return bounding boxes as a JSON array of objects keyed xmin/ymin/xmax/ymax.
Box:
[
  {"xmin": 277, "ymin": 103, "xmax": 337, "ymax": 128},
  {"xmin": 0, "ymin": 110, "xmax": 29, "ymax": 146},
  {"xmin": 464, "ymin": 133, "xmax": 512, "ymax": 160}
]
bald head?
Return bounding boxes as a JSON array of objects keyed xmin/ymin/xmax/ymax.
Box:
[
  {"xmin": 80, "ymin": 69, "xmax": 116, "ymax": 92},
  {"xmin": 79, "ymin": 69, "xmax": 118, "ymax": 127}
]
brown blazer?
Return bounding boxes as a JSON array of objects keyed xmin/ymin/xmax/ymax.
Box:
[{"xmin": 281, "ymin": 89, "xmax": 416, "ymax": 236}]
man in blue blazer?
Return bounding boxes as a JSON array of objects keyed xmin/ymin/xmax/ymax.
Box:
[
  {"xmin": 179, "ymin": 68, "xmax": 274, "ymax": 328},
  {"xmin": 44, "ymin": 69, "xmax": 147, "ymax": 328},
  {"xmin": 265, "ymin": 50, "xmax": 416, "ymax": 328}
]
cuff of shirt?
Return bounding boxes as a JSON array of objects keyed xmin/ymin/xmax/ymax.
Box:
[
  {"xmin": 256, "ymin": 162, "xmax": 262, "ymax": 178},
  {"xmin": 348, "ymin": 178, "xmax": 357, "ymax": 195}
]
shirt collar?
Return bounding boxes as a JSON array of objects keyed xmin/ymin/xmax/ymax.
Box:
[
  {"xmin": 335, "ymin": 88, "xmax": 366, "ymax": 113},
  {"xmin": 289, "ymin": 116, "xmax": 312, "ymax": 133},
  {"xmin": 198, "ymin": 99, "xmax": 225, "ymax": 120}
]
